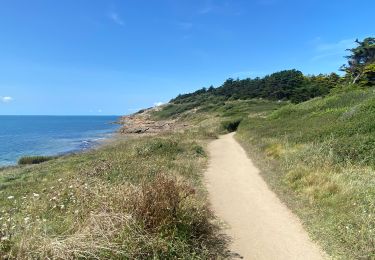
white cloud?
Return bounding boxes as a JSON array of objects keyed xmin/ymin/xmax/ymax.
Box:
[
  {"xmin": 98, "ymin": 109, "xmax": 102, "ymax": 113},
  {"xmin": 312, "ymin": 38, "xmax": 355, "ymax": 61},
  {"xmin": 1, "ymin": 96, "xmax": 13, "ymax": 103},
  {"xmin": 154, "ymin": 102, "xmax": 164, "ymax": 107},
  {"xmin": 108, "ymin": 12, "xmax": 125, "ymax": 26}
]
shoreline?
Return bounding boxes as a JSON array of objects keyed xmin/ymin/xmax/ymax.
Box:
[
  {"xmin": 0, "ymin": 118, "xmax": 122, "ymax": 168},
  {"xmin": 0, "ymin": 108, "xmax": 184, "ymax": 169}
]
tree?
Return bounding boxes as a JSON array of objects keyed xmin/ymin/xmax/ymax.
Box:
[
  {"xmin": 341, "ymin": 37, "xmax": 375, "ymax": 84},
  {"xmin": 360, "ymin": 63, "xmax": 375, "ymax": 86}
]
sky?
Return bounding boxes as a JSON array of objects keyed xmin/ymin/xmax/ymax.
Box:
[{"xmin": 0, "ymin": 0, "xmax": 374, "ymax": 115}]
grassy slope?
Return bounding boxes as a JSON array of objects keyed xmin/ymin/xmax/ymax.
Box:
[
  {"xmin": 235, "ymin": 89, "xmax": 375, "ymax": 259},
  {"xmin": 3, "ymin": 88, "xmax": 375, "ymax": 258},
  {"xmin": 156, "ymin": 89, "xmax": 375, "ymax": 259},
  {"xmin": 0, "ymin": 128, "xmax": 227, "ymax": 259}
]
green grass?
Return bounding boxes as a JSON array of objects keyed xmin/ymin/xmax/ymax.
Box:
[
  {"xmin": 235, "ymin": 89, "xmax": 375, "ymax": 259},
  {"xmin": 155, "ymin": 90, "xmax": 375, "ymax": 259},
  {"xmin": 0, "ymin": 128, "xmax": 228, "ymax": 259}
]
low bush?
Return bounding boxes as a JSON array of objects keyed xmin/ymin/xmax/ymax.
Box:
[
  {"xmin": 221, "ymin": 118, "xmax": 243, "ymax": 132},
  {"xmin": 18, "ymin": 156, "xmax": 55, "ymax": 165}
]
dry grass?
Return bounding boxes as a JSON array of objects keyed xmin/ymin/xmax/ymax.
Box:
[{"xmin": 0, "ymin": 129, "xmax": 228, "ymax": 259}]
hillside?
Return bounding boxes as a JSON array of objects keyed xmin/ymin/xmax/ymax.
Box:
[
  {"xmin": 0, "ymin": 121, "xmax": 228, "ymax": 258},
  {"xmin": 152, "ymin": 87, "xmax": 375, "ymax": 259}
]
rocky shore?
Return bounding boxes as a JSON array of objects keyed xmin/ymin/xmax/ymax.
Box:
[{"xmin": 118, "ymin": 107, "xmax": 188, "ymax": 135}]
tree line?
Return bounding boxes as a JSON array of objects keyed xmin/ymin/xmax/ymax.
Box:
[{"xmin": 172, "ymin": 37, "xmax": 374, "ymax": 105}]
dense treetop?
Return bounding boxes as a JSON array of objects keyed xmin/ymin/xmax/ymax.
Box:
[
  {"xmin": 172, "ymin": 70, "xmax": 341, "ymax": 104},
  {"xmin": 171, "ymin": 37, "xmax": 374, "ymax": 106},
  {"xmin": 341, "ymin": 37, "xmax": 375, "ymax": 85}
]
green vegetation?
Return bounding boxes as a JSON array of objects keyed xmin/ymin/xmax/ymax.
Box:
[
  {"xmin": 152, "ymin": 37, "xmax": 375, "ymax": 259},
  {"xmin": 18, "ymin": 156, "xmax": 56, "ymax": 165},
  {"xmin": 0, "ymin": 130, "xmax": 228, "ymax": 259},
  {"xmin": 172, "ymin": 70, "xmax": 341, "ymax": 105},
  {"xmin": 154, "ymin": 89, "xmax": 375, "ymax": 259},
  {"xmin": 341, "ymin": 37, "xmax": 375, "ymax": 85},
  {"xmin": 235, "ymin": 89, "xmax": 375, "ymax": 258},
  {"xmin": 221, "ymin": 118, "xmax": 242, "ymax": 132}
]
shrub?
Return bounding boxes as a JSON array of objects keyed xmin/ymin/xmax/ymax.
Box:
[
  {"xmin": 193, "ymin": 145, "xmax": 206, "ymax": 156},
  {"xmin": 18, "ymin": 156, "xmax": 55, "ymax": 165},
  {"xmin": 221, "ymin": 118, "xmax": 243, "ymax": 132},
  {"xmin": 128, "ymin": 175, "xmax": 195, "ymax": 231},
  {"xmin": 135, "ymin": 139, "xmax": 182, "ymax": 157}
]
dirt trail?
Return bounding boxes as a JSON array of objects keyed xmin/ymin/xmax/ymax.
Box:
[{"xmin": 205, "ymin": 133, "xmax": 326, "ymax": 260}]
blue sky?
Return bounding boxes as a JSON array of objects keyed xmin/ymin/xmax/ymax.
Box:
[{"xmin": 0, "ymin": 0, "xmax": 373, "ymax": 115}]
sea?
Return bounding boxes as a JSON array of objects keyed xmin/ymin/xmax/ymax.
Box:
[{"xmin": 0, "ymin": 116, "xmax": 120, "ymax": 166}]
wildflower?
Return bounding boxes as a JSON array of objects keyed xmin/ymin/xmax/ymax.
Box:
[
  {"xmin": 24, "ymin": 217, "xmax": 30, "ymax": 223},
  {"xmin": 58, "ymin": 178, "xmax": 62, "ymax": 182},
  {"xmin": 33, "ymin": 193, "xmax": 40, "ymax": 197},
  {"xmin": 1, "ymin": 236, "xmax": 8, "ymax": 241},
  {"xmin": 7, "ymin": 196, "xmax": 14, "ymax": 200},
  {"xmin": 69, "ymin": 185, "xmax": 73, "ymax": 189},
  {"xmin": 60, "ymin": 204, "xmax": 65, "ymax": 209},
  {"xmin": 74, "ymin": 210, "xmax": 79, "ymax": 214}
]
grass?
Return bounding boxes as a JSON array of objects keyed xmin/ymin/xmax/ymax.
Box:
[
  {"xmin": 154, "ymin": 89, "xmax": 375, "ymax": 259},
  {"xmin": 0, "ymin": 127, "xmax": 228, "ymax": 258},
  {"xmin": 234, "ymin": 89, "xmax": 375, "ymax": 259}
]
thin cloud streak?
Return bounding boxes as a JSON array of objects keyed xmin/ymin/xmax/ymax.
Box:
[
  {"xmin": 312, "ymin": 38, "xmax": 355, "ymax": 61},
  {"xmin": 108, "ymin": 12, "xmax": 125, "ymax": 26},
  {"xmin": 178, "ymin": 22, "xmax": 193, "ymax": 30}
]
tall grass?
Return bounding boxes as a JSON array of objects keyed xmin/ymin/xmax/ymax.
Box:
[
  {"xmin": 235, "ymin": 89, "xmax": 375, "ymax": 259},
  {"xmin": 0, "ymin": 129, "xmax": 228, "ymax": 258}
]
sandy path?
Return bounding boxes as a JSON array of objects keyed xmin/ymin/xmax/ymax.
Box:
[{"xmin": 205, "ymin": 133, "xmax": 326, "ymax": 260}]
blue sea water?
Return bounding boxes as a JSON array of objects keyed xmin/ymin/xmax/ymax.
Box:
[{"xmin": 0, "ymin": 116, "xmax": 120, "ymax": 166}]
